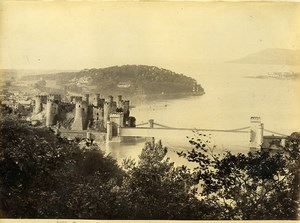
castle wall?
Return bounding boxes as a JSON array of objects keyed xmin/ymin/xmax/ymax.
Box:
[
  {"xmin": 92, "ymin": 107, "xmax": 103, "ymax": 121},
  {"xmin": 57, "ymin": 103, "xmax": 75, "ymax": 129},
  {"xmin": 48, "ymin": 94, "xmax": 61, "ymax": 101},
  {"xmin": 90, "ymin": 106, "xmax": 104, "ymax": 130},
  {"xmin": 35, "ymin": 93, "xmax": 132, "ymax": 135}
]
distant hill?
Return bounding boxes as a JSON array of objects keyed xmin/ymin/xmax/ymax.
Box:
[
  {"xmin": 229, "ymin": 48, "xmax": 300, "ymax": 65},
  {"xmin": 0, "ymin": 69, "xmax": 79, "ymax": 79},
  {"xmin": 21, "ymin": 65, "xmax": 204, "ymax": 97}
]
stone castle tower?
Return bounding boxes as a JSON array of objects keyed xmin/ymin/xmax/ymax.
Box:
[
  {"xmin": 34, "ymin": 93, "xmax": 132, "ymax": 134},
  {"xmin": 72, "ymin": 97, "xmax": 88, "ymax": 131},
  {"xmin": 103, "ymin": 95, "xmax": 117, "ymax": 125},
  {"xmin": 45, "ymin": 94, "xmax": 61, "ymax": 127},
  {"xmin": 34, "ymin": 95, "xmax": 47, "ymax": 114},
  {"xmin": 90, "ymin": 93, "xmax": 100, "ymax": 107}
]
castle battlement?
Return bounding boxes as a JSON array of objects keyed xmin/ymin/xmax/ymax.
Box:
[
  {"xmin": 107, "ymin": 95, "xmax": 114, "ymax": 103},
  {"xmin": 48, "ymin": 94, "xmax": 61, "ymax": 100},
  {"xmin": 117, "ymin": 95, "xmax": 122, "ymax": 101},
  {"xmin": 250, "ymin": 116, "xmax": 261, "ymax": 123},
  {"xmin": 82, "ymin": 94, "xmax": 89, "ymax": 103},
  {"xmin": 36, "ymin": 95, "xmax": 47, "ymax": 99},
  {"xmin": 34, "ymin": 93, "xmax": 132, "ymax": 131},
  {"xmin": 74, "ymin": 96, "xmax": 83, "ymax": 102}
]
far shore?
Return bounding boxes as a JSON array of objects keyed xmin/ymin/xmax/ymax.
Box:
[{"xmin": 130, "ymin": 91, "xmax": 205, "ymax": 105}]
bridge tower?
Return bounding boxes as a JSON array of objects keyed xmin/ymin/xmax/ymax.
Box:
[
  {"xmin": 110, "ymin": 113, "xmax": 124, "ymax": 136},
  {"xmin": 106, "ymin": 121, "xmax": 112, "ymax": 142},
  {"xmin": 149, "ymin": 119, "xmax": 154, "ymax": 128},
  {"xmin": 249, "ymin": 116, "xmax": 264, "ymax": 153}
]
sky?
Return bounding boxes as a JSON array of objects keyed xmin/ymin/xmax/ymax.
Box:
[{"xmin": 1, "ymin": 1, "xmax": 300, "ymax": 74}]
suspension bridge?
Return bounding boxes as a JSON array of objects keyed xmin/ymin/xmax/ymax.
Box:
[
  {"xmin": 121, "ymin": 120, "xmax": 249, "ymax": 136},
  {"xmin": 119, "ymin": 118, "xmax": 287, "ymax": 137},
  {"xmin": 116, "ymin": 117, "xmax": 288, "ymax": 151}
]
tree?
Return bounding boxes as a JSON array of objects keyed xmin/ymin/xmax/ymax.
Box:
[
  {"xmin": 3, "ymin": 116, "xmax": 297, "ymax": 220},
  {"xmin": 115, "ymin": 140, "xmax": 213, "ymax": 219},
  {"xmin": 179, "ymin": 131, "xmax": 300, "ymax": 220},
  {"xmin": 0, "ymin": 118, "xmax": 124, "ymax": 218}
]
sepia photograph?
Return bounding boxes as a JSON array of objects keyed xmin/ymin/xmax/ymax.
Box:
[{"xmin": 0, "ymin": 1, "xmax": 299, "ymax": 221}]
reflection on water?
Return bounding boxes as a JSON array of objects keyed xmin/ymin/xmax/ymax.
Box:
[
  {"xmin": 100, "ymin": 140, "xmax": 196, "ymax": 167},
  {"xmin": 101, "ymin": 140, "xmax": 145, "ymax": 164},
  {"xmin": 101, "ymin": 130, "xmax": 250, "ymax": 166}
]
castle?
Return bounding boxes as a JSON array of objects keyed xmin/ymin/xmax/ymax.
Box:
[{"xmin": 34, "ymin": 94, "xmax": 135, "ymax": 140}]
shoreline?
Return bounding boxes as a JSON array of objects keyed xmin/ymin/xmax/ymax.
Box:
[{"xmin": 130, "ymin": 91, "xmax": 205, "ymax": 105}]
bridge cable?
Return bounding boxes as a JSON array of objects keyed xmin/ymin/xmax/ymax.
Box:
[
  {"xmin": 154, "ymin": 122, "xmax": 250, "ymax": 133},
  {"xmin": 227, "ymin": 126, "xmax": 250, "ymax": 132},
  {"xmin": 125, "ymin": 123, "xmax": 249, "ymax": 133},
  {"xmin": 153, "ymin": 122, "xmax": 173, "ymax": 128},
  {"xmin": 264, "ymin": 129, "xmax": 288, "ymax": 137},
  {"xmin": 193, "ymin": 128, "xmax": 248, "ymax": 133},
  {"xmin": 152, "ymin": 124, "xmax": 250, "ymax": 133},
  {"xmin": 135, "ymin": 122, "xmax": 149, "ymax": 127}
]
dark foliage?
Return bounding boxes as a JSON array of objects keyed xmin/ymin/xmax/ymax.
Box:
[
  {"xmin": 115, "ymin": 141, "xmax": 213, "ymax": 219},
  {"xmin": 1, "ymin": 117, "xmax": 298, "ymax": 220},
  {"xmin": 0, "ymin": 118, "xmax": 124, "ymax": 218},
  {"xmin": 178, "ymin": 131, "xmax": 300, "ymax": 220}
]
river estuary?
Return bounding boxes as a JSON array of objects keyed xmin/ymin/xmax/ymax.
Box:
[{"xmin": 101, "ymin": 63, "xmax": 300, "ymax": 166}]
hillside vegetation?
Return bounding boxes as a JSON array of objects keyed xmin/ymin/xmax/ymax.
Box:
[
  {"xmin": 1, "ymin": 117, "xmax": 299, "ymax": 219},
  {"xmin": 22, "ymin": 65, "xmax": 203, "ymax": 96}
]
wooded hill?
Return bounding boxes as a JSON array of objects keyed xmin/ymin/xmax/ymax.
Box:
[{"xmin": 22, "ymin": 65, "xmax": 204, "ymax": 96}]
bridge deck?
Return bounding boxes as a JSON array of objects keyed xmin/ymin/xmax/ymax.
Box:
[{"xmin": 120, "ymin": 127, "xmax": 248, "ymax": 137}]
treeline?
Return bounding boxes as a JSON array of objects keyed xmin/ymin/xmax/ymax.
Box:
[
  {"xmin": 23, "ymin": 65, "xmax": 203, "ymax": 96},
  {"xmin": 0, "ymin": 118, "xmax": 299, "ymax": 219}
]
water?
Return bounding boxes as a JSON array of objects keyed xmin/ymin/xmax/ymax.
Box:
[{"xmin": 102, "ymin": 63, "xmax": 300, "ymax": 165}]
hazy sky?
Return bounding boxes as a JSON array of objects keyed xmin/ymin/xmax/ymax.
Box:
[{"xmin": 1, "ymin": 1, "xmax": 299, "ymax": 73}]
